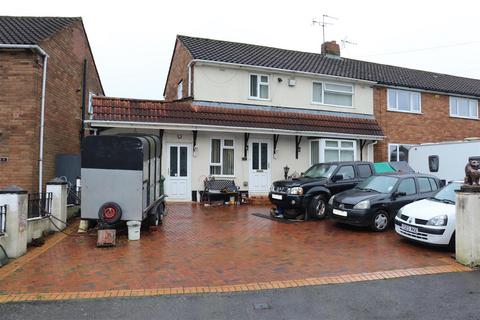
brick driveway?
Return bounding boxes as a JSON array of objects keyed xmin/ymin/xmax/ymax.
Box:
[{"xmin": 0, "ymin": 203, "xmax": 457, "ymax": 295}]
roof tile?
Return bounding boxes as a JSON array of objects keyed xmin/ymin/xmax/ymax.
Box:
[
  {"xmin": 91, "ymin": 97, "xmax": 384, "ymax": 137},
  {"xmin": 178, "ymin": 35, "xmax": 480, "ymax": 98}
]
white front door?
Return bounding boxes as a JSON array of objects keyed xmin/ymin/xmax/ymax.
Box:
[
  {"xmin": 249, "ymin": 139, "xmax": 272, "ymax": 194},
  {"xmin": 166, "ymin": 144, "xmax": 192, "ymax": 201}
]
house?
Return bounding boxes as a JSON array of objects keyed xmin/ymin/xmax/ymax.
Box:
[
  {"xmin": 0, "ymin": 16, "xmax": 104, "ymax": 193},
  {"xmin": 87, "ymin": 35, "xmax": 480, "ymax": 201}
]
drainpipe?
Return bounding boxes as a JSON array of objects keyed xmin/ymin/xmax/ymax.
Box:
[
  {"xmin": 0, "ymin": 45, "xmax": 49, "ymax": 193},
  {"xmin": 187, "ymin": 60, "xmax": 194, "ymax": 97}
]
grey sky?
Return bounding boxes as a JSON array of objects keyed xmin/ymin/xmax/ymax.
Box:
[{"xmin": 4, "ymin": 0, "xmax": 480, "ymax": 99}]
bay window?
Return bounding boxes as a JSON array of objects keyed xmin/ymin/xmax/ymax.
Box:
[
  {"xmin": 210, "ymin": 138, "xmax": 234, "ymax": 176},
  {"xmin": 450, "ymin": 97, "xmax": 478, "ymax": 119},
  {"xmin": 310, "ymin": 139, "xmax": 356, "ymax": 165},
  {"xmin": 387, "ymin": 89, "xmax": 421, "ymax": 113}
]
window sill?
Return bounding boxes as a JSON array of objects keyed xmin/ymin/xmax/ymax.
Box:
[
  {"xmin": 387, "ymin": 109, "xmax": 422, "ymax": 115},
  {"xmin": 449, "ymin": 115, "xmax": 479, "ymax": 120},
  {"xmin": 248, "ymin": 97, "xmax": 271, "ymax": 102},
  {"xmin": 311, "ymin": 101, "xmax": 355, "ymax": 109}
]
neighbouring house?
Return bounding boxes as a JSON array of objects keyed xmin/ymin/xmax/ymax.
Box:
[
  {"xmin": 0, "ymin": 16, "xmax": 104, "ymax": 193},
  {"xmin": 87, "ymin": 35, "xmax": 480, "ymax": 201}
]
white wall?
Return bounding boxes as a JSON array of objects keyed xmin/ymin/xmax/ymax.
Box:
[
  {"xmin": 100, "ymin": 128, "xmax": 376, "ymax": 198},
  {"xmin": 193, "ymin": 64, "xmax": 374, "ymax": 115}
]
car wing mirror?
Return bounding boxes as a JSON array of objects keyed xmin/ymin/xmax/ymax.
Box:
[
  {"xmin": 332, "ymin": 174, "xmax": 343, "ymax": 182},
  {"xmin": 394, "ymin": 191, "xmax": 407, "ymax": 198}
]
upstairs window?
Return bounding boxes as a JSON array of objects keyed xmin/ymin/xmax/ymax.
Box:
[
  {"xmin": 387, "ymin": 89, "xmax": 421, "ymax": 113},
  {"xmin": 177, "ymin": 80, "xmax": 183, "ymax": 99},
  {"xmin": 250, "ymin": 74, "xmax": 269, "ymax": 100},
  {"xmin": 312, "ymin": 82, "xmax": 353, "ymax": 107},
  {"xmin": 450, "ymin": 97, "xmax": 478, "ymax": 119}
]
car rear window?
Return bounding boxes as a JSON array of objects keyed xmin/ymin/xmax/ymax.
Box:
[{"xmin": 418, "ymin": 177, "xmax": 432, "ymax": 193}]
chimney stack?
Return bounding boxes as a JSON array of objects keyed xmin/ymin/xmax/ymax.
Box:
[{"xmin": 321, "ymin": 41, "xmax": 341, "ymax": 57}]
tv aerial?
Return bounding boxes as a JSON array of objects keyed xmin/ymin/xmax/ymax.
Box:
[{"xmin": 312, "ymin": 14, "xmax": 338, "ymax": 44}]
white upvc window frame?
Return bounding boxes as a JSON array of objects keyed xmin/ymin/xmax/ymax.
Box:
[
  {"xmin": 388, "ymin": 143, "xmax": 414, "ymax": 162},
  {"xmin": 209, "ymin": 137, "xmax": 235, "ymax": 177},
  {"xmin": 311, "ymin": 81, "xmax": 354, "ymax": 108},
  {"xmin": 449, "ymin": 96, "xmax": 479, "ymax": 120},
  {"xmin": 310, "ymin": 139, "xmax": 357, "ymax": 165},
  {"xmin": 177, "ymin": 80, "xmax": 183, "ymax": 99},
  {"xmin": 387, "ymin": 88, "xmax": 422, "ymax": 114},
  {"xmin": 249, "ymin": 74, "xmax": 270, "ymax": 100}
]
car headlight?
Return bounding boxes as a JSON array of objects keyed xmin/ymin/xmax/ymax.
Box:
[
  {"xmin": 270, "ymin": 184, "xmax": 275, "ymax": 192},
  {"xmin": 353, "ymin": 199, "xmax": 370, "ymax": 210},
  {"xmin": 288, "ymin": 187, "xmax": 303, "ymax": 195},
  {"xmin": 396, "ymin": 208, "xmax": 403, "ymax": 218},
  {"xmin": 427, "ymin": 215, "xmax": 448, "ymax": 226}
]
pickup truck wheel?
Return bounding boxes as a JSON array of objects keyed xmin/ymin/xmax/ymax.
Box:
[
  {"xmin": 371, "ymin": 211, "xmax": 389, "ymax": 232},
  {"xmin": 307, "ymin": 195, "xmax": 327, "ymax": 219}
]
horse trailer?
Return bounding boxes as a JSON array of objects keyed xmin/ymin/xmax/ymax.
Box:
[
  {"xmin": 408, "ymin": 139, "xmax": 480, "ymax": 182},
  {"xmin": 81, "ymin": 135, "xmax": 166, "ymax": 227}
]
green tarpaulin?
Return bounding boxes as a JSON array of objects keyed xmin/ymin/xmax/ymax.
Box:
[{"xmin": 374, "ymin": 162, "xmax": 396, "ymax": 173}]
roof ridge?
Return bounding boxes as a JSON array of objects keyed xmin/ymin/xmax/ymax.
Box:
[
  {"xmin": 0, "ymin": 16, "xmax": 81, "ymax": 19},
  {"xmin": 177, "ymin": 34, "xmax": 324, "ymax": 58}
]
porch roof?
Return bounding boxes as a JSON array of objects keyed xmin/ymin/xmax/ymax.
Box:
[{"xmin": 88, "ymin": 97, "xmax": 384, "ymax": 139}]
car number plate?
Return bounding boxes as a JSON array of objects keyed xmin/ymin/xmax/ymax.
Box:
[
  {"xmin": 401, "ymin": 224, "xmax": 418, "ymax": 234},
  {"xmin": 272, "ymin": 193, "xmax": 283, "ymax": 200},
  {"xmin": 333, "ymin": 209, "xmax": 347, "ymax": 217}
]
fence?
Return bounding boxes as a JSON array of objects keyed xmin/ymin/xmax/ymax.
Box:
[
  {"xmin": 0, "ymin": 204, "xmax": 6, "ymax": 235},
  {"xmin": 28, "ymin": 192, "xmax": 53, "ymax": 219}
]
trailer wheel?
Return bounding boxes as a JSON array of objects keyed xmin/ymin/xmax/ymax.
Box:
[{"xmin": 98, "ymin": 202, "xmax": 122, "ymax": 225}]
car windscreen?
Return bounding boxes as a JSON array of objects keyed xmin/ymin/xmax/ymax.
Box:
[
  {"xmin": 304, "ymin": 164, "xmax": 337, "ymax": 179},
  {"xmin": 433, "ymin": 182, "xmax": 462, "ymax": 203},
  {"xmin": 356, "ymin": 176, "xmax": 399, "ymax": 193}
]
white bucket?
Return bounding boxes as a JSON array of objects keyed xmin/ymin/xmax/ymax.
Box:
[{"xmin": 126, "ymin": 221, "xmax": 141, "ymax": 241}]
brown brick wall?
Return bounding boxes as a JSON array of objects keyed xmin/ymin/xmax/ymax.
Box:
[
  {"xmin": 0, "ymin": 21, "xmax": 103, "ymax": 192},
  {"xmin": 164, "ymin": 39, "xmax": 193, "ymax": 101},
  {"xmin": 0, "ymin": 50, "xmax": 42, "ymax": 191},
  {"xmin": 373, "ymin": 87, "xmax": 480, "ymax": 162}
]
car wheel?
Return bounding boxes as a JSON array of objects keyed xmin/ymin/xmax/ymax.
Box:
[
  {"xmin": 307, "ymin": 195, "xmax": 327, "ymax": 220},
  {"xmin": 371, "ymin": 211, "xmax": 389, "ymax": 232}
]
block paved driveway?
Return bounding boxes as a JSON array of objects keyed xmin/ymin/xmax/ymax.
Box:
[{"xmin": 0, "ymin": 203, "xmax": 455, "ymax": 295}]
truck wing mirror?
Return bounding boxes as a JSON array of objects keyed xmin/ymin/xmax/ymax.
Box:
[{"xmin": 332, "ymin": 174, "xmax": 343, "ymax": 182}]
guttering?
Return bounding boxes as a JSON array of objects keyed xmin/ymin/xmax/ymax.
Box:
[
  {"xmin": 189, "ymin": 59, "xmax": 378, "ymax": 85},
  {"xmin": 0, "ymin": 44, "xmax": 49, "ymax": 193},
  {"xmin": 85, "ymin": 119, "xmax": 384, "ymax": 141}
]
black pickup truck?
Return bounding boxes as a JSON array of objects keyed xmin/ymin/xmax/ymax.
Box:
[{"xmin": 269, "ymin": 161, "xmax": 376, "ymax": 219}]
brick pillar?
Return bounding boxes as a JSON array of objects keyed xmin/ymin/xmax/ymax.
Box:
[
  {"xmin": 46, "ymin": 178, "xmax": 68, "ymax": 232},
  {"xmin": 455, "ymin": 185, "xmax": 480, "ymax": 267},
  {"xmin": 0, "ymin": 185, "xmax": 28, "ymax": 258}
]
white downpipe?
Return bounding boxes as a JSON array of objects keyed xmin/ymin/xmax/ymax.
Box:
[
  {"xmin": 38, "ymin": 55, "xmax": 48, "ymax": 193},
  {"xmin": 0, "ymin": 44, "xmax": 49, "ymax": 193},
  {"xmin": 187, "ymin": 60, "xmax": 194, "ymax": 97}
]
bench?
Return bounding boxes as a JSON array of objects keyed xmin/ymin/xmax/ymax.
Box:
[{"xmin": 202, "ymin": 179, "xmax": 239, "ymax": 204}]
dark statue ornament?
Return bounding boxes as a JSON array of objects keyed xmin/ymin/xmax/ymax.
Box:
[{"xmin": 464, "ymin": 159, "xmax": 480, "ymax": 185}]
